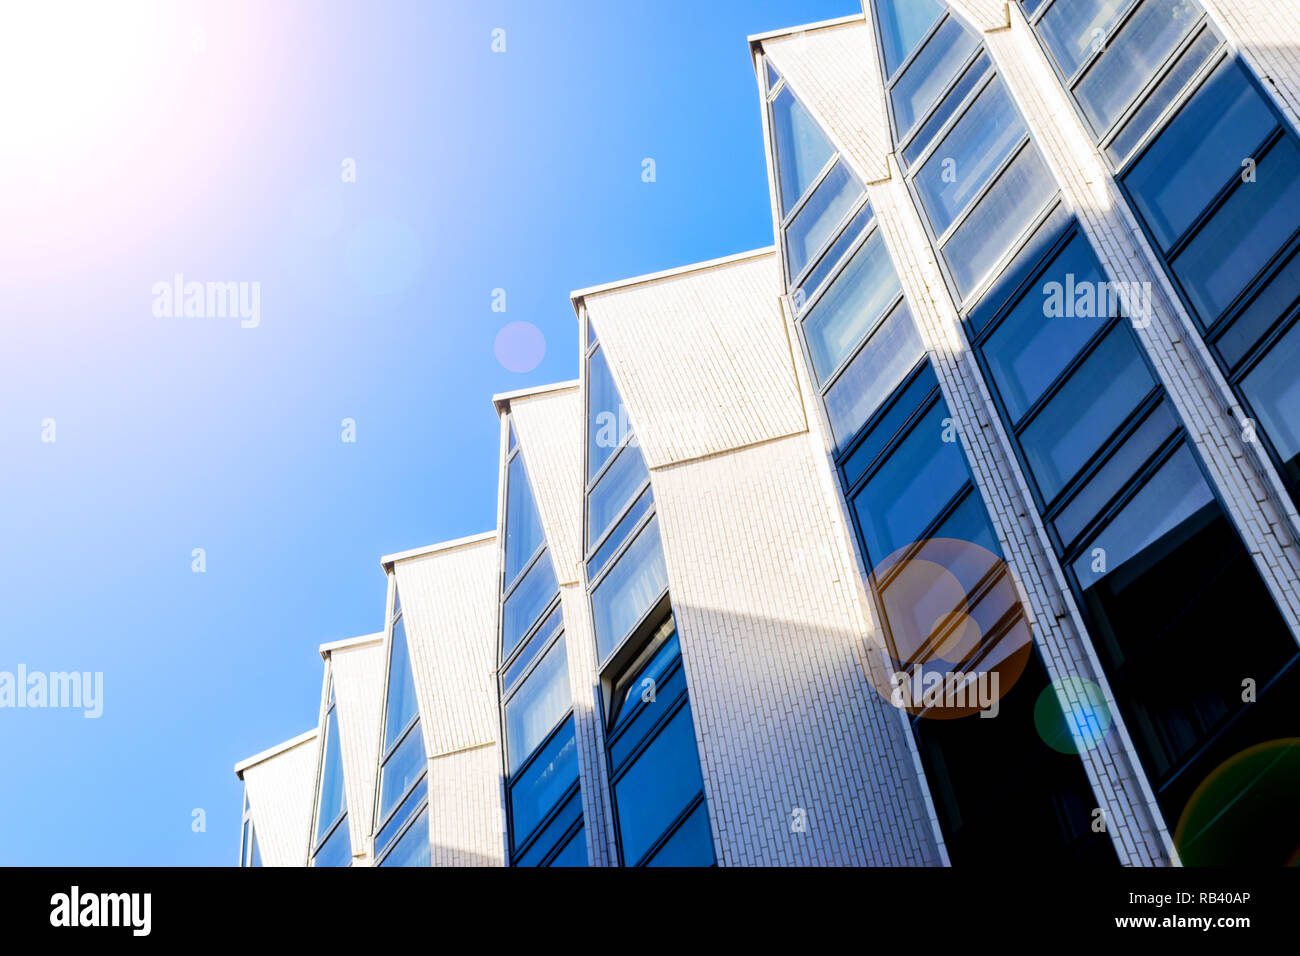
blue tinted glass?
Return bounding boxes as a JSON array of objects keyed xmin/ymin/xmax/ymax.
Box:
[
  {"xmin": 903, "ymin": 52, "xmax": 992, "ymax": 167},
  {"xmin": 513, "ymin": 792, "xmax": 583, "ymax": 866},
  {"xmin": 1107, "ymin": 27, "xmax": 1221, "ymax": 166},
  {"xmin": 313, "ymin": 814, "xmax": 350, "ymax": 866},
  {"xmin": 944, "ymin": 145, "xmax": 1057, "ymax": 298},
  {"xmin": 796, "ymin": 201, "xmax": 873, "ymax": 308},
  {"xmin": 379, "ymin": 721, "xmax": 426, "ymax": 822},
  {"xmin": 502, "ymin": 551, "xmax": 558, "ymax": 659},
  {"xmin": 1021, "ymin": 325, "xmax": 1156, "ymax": 501},
  {"xmin": 803, "ymin": 229, "xmax": 902, "ymax": 384},
  {"xmin": 587, "ymin": 485, "xmax": 654, "ymax": 579},
  {"xmin": 984, "ymin": 233, "xmax": 1109, "ymax": 421},
  {"xmin": 917, "ymin": 78, "xmax": 1024, "ymax": 235},
  {"xmin": 610, "ymin": 662, "xmax": 688, "ymax": 771},
  {"xmin": 853, "ymin": 398, "xmax": 970, "ymax": 565},
  {"xmin": 614, "ymin": 703, "xmax": 706, "ymax": 865},
  {"xmin": 892, "ymin": 15, "xmax": 980, "ymax": 135},
  {"xmin": 377, "ymin": 807, "xmax": 429, "ymax": 868},
  {"xmin": 375, "ymin": 773, "xmax": 425, "ymax": 858},
  {"xmin": 1053, "ymin": 401, "xmax": 1179, "ymax": 545},
  {"xmin": 587, "ymin": 346, "xmax": 627, "ymax": 480},
  {"xmin": 1173, "ymin": 135, "xmax": 1300, "ymax": 324},
  {"xmin": 645, "ymin": 800, "xmax": 715, "ymax": 867},
  {"xmin": 316, "ymin": 707, "xmax": 346, "ymax": 842},
  {"xmin": 503, "ymin": 603, "xmax": 562, "ymax": 693},
  {"xmin": 592, "ymin": 518, "xmax": 669, "ymax": 661},
  {"xmin": 967, "ymin": 205, "xmax": 1073, "ymax": 334},
  {"xmin": 504, "ymin": 452, "xmax": 545, "ymax": 587},
  {"xmin": 1126, "ymin": 59, "xmax": 1277, "ymax": 250},
  {"xmin": 786, "ymin": 160, "xmax": 862, "ymax": 280},
  {"xmin": 547, "ymin": 827, "xmax": 589, "ymax": 867},
  {"xmin": 1039, "ymin": 0, "xmax": 1135, "ymax": 77},
  {"xmin": 1217, "ymin": 247, "xmax": 1300, "ymax": 368},
  {"xmin": 876, "ymin": 0, "xmax": 944, "ymax": 77},
  {"xmin": 384, "ymin": 615, "xmax": 418, "ymax": 752},
  {"xmin": 931, "ymin": 487, "xmax": 1000, "ymax": 557},
  {"xmin": 250, "ymin": 831, "xmax": 261, "ymax": 867},
  {"xmin": 765, "ymin": 59, "xmax": 780, "ymax": 91},
  {"xmin": 1023, "ymin": 0, "xmax": 1048, "ymax": 15},
  {"xmin": 1072, "ymin": 445, "xmax": 1214, "ymax": 587},
  {"xmin": 506, "ymin": 635, "xmax": 571, "ymax": 772},
  {"xmin": 825, "ymin": 301, "xmax": 925, "ymax": 448},
  {"xmin": 510, "ymin": 718, "xmax": 579, "ymax": 847},
  {"xmin": 611, "ymin": 631, "xmax": 682, "ymax": 731},
  {"xmin": 1075, "ymin": 0, "xmax": 1201, "ymax": 135},
  {"xmin": 588, "ymin": 440, "xmax": 650, "ymax": 549},
  {"xmin": 771, "ymin": 85, "xmax": 835, "ymax": 215},
  {"xmin": 841, "ymin": 363, "xmax": 939, "ymax": 488},
  {"xmin": 1242, "ymin": 319, "xmax": 1300, "ymax": 480}
]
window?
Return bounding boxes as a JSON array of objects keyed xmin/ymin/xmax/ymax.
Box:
[
  {"xmin": 824, "ymin": 300, "xmax": 925, "ymax": 448},
  {"xmin": 891, "ymin": 14, "xmax": 980, "ymax": 136},
  {"xmin": 583, "ymin": 320, "xmax": 710, "ymax": 867},
  {"xmin": 503, "ymin": 449, "xmax": 544, "ymax": 587},
  {"xmin": 312, "ymin": 678, "xmax": 350, "ymax": 867},
  {"xmin": 1121, "ymin": 55, "xmax": 1300, "ymax": 505},
  {"xmin": 770, "ymin": 83, "xmax": 835, "ymax": 216},
  {"xmin": 784, "ymin": 160, "xmax": 862, "ymax": 282},
  {"xmin": 874, "ymin": 0, "xmax": 944, "ymax": 79},
  {"xmin": 605, "ymin": 619, "xmax": 714, "ymax": 866},
  {"xmin": 238, "ymin": 788, "xmax": 260, "ymax": 867},
  {"xmin": 501, "ymin": 420, "xmax": 560, "ymax": 661},
  {"xmin": 374, "ymin": 589, "xmax": 428, "ymax": 866},
  {"xmin": 505, "ymin": 635, "xmax": 570, "ymax": 774},
  {"xmin": 968, "ymin": 215, "xmax": 1299, "ymax": 847},
  {"xmin": 1024, "ymin": 0, "xmax": 1220, "ymax": 156},
  {"xmin": 507, "ymin": 717, "xmax": 582, "ymax": 863}
]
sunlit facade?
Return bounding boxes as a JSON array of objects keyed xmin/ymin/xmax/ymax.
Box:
[{"xmin": 235, "ymin": 0, "xmax": 1300, "ymax": 867}]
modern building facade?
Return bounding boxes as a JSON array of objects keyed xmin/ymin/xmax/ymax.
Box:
[{"xmin": 235, "ymin": 0, "xmax": 1300, "ymax": 867}]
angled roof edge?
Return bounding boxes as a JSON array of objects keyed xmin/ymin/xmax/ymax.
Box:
[
  {"xmin": 492, "ymin": 379, "xmax": 580, "ymax": 416},
  {"xmin": 318, "ymin": 631, "xmax": 384, "ymax": 660},
  {"xmin": 234, "ymin": 727, "xmax": 317, "ymax": 779},
  {"xmin": 570, "ymin": 246, "xmax": 778, "ymax": 316},
  {"xmin": 380, "ymin": 529, "xmax": 497, "ymax": 571},
  {"xmin": 747, "ymin": 11, "xmax": 866, "ymax": 50}
]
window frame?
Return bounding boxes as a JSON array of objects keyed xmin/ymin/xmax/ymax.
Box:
[
  {"xmin": 309, "ymin": 672, "xmax": 350, "ymax": 866},
  {"xmin": 504, "ymin": 709, "xmax": 582, "ymax": 860}
]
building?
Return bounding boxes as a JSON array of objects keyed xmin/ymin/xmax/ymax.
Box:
[{"xmin": 235, "ymin": 0, "xmax": 1300, "ymax": 867}]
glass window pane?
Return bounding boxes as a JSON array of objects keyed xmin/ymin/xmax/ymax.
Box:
[
  {"xmin": 1021, "ymin": 324, "xmax": 1156, "ymax": 501},
  {"xmin": 785, "ymin": 160, "xmax": 862, "ymax": 280},
  {"xmin": 509, "ymin": 718, "xmax": 579, "ymax": 847},
  {"xmin": 1242, "ymin": 319, "xmax": 1300, "ymax": 485},
  {"xmin": 825, "ymin": 301, "xmax": 925, "ymax": 448},
  {"xmin": 375, "ymin": 770, "xmax": 425, "ymax": 857},
  {"xmin": 984, "ymin": 233, "xmax": 1110, "ymax": 422},
  {"xmin": 587, "ymin": 345, "xmax": 630, "ymax": 480},
  {"xmin": 771, "ymin": 85, "xmax": 835, "ymax": 215},
  {"xmin": 512, "ymin": 792, "xmax": 583, "ymax": 866},
  {"xmin": 644, "ymin": 800, "xmax": 715, "ymax": 867},
  {"xmin": 503, "ymin": 603, "xmax": 562, "ymax": 693},
  {"xmin": 1173, "ymin": 135, "xmax": 1300, "ymax": 325},
  {"xmin": 917, "ymin": 78, "xmax": 1025, "ymax": 236},
  {"xmin": 944, "ymin": 145, "xmax": 1056, "ymax": 299},
  {"xmin": 383, "ymin": 615, "xmax": 418, "ymax": 752},
  {"xmin": 803, "ymin": 229, "xmax": 902, "ymax": 384},
  {"xmin": 765, "ymin": 60, "xmax": 780, "ymax": 91},
  {"xmin": 795, "ymin": 201, "xmax": 873, "ymax": 308},
  {"xmin": 610, "ymin": 629, "xmax": 681, "ymax": 732},
  {"xmin": 591, "ymin": 519, "xmax": 669, "ymax": 661},
  {"xmin": 506, "ymin": 635, "xmax": 571, "ymax": 772},
  {"xmin": 312, "ymin": 815, "xmax": 351, "ymax": 867},
  {"xmin": 903, "ymin": 52, "xmax": 992, "ymax": 167},
  {"xmin": 379, "ymin": 721, "xmax": 425, "ymax": 822},
  {"xmin": 316, "ymin": 708, "xmax": 346, "ymax": 843},
  {"xmin": 875, "ymin": 0, "xmax": 945, "ymax": 78},
  {"xmin": 587, "ymin": 485, "xmax": 654, "ymax": 579},
  {"xmin": 377, "ymin": 807, "xmax": 430, "ymax": 868},
  {"xmin": 1072, "ymin": 445, "xmax": 1214, "ymax": 588},
  {"xmin": 250, "ymin": 831, "xmax": 261, "ymax": 867},
  {"xmin": 1126, "ymin": 59, "xmax": 1277, "ymax": 251},
  {"xmin": 852, "ymin": 398, "xmax": 970, "ymax": 566},
  {"xmin": 588, "ymin": 441, "xmax": 650, "ymax": 550},
  {"xmin": 1053, "ymin": 400, "xmax": 1179, "ymax": 545},
  {"xmin": 502, "ymin": 551, "xmax": 558, "ymax": 659},
  {"xmin": 1075, "ymin": 0, "xmax": 1201, "ymax": 135},
  {"xmin": 1107, "ymin": 27, "xmax": 1221, "ymax": 166},
  {"xmin": 614, "ymin": 703, "xmax": 706, "ymax": 865},
  {"xmin": 504, "ymin": 452, "xmax": 544, "ymax": 587},
  {"xmin": 1039, "ymin": 0, "xmax": 1135, "ymax": 77},
  {"xmin": 842, "ymin": 363, "xmax": 939, "ymax": 490},
  {"xmin": 892, "ymin": 15, "xmax": 980, "ymax": 135},
  {"xmin": 547, "ymin": 826, "xmax": 589, "ymax": 867},
  {"xmin": 1217, "ymin": 246, "xmax": 1300, "ymax": 369}
]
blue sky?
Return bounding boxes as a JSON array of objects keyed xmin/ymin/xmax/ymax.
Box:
[{"xmin": 0, "ymin": 0, "xmax": 853, "ymax": 865}]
